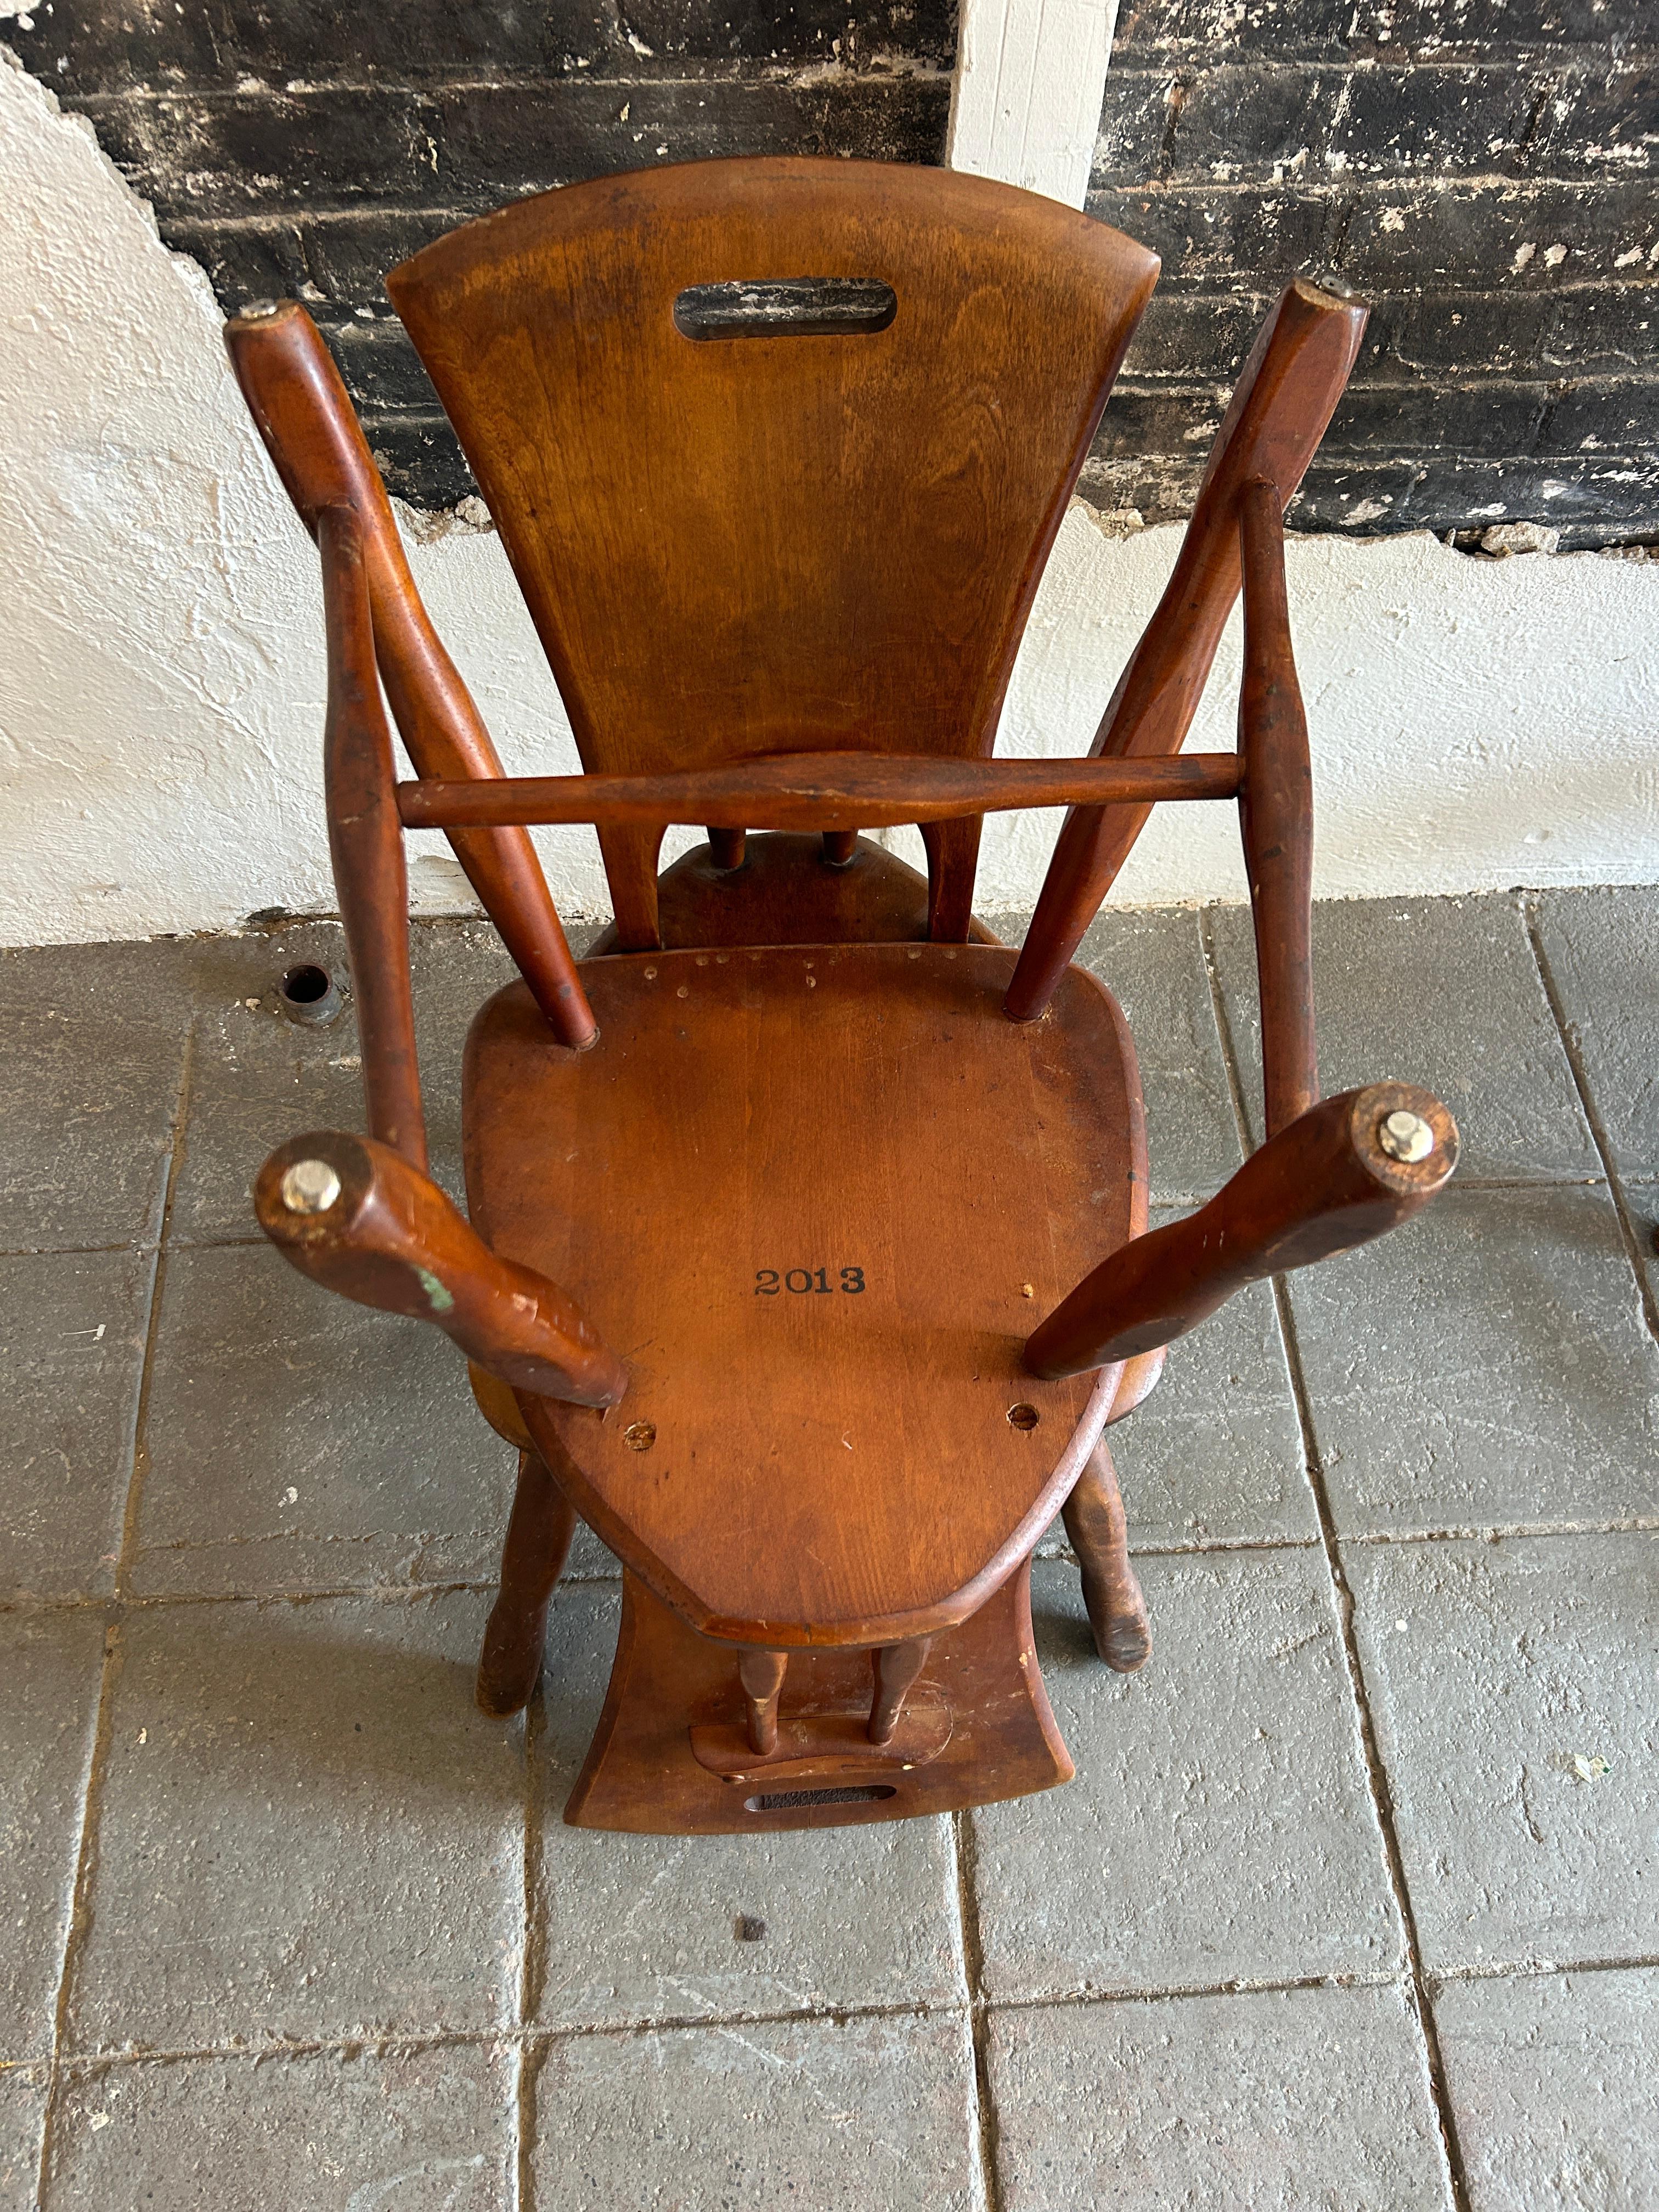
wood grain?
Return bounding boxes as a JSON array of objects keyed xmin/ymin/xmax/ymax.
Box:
[
  {"xmin": 224, "ymin": 301, "xmax": 596, "ymax": 1046},
  {"xmin": 1238, "ymin": 478, "xmax": 1318, "ymax": 1136},
  {"xmin": 1026, "ymin": 1082, "xmax": 1459, "ymax": 1378},
  {"xmin": 396, "ymin": 751, "xmax": 1245, "ymax": 831},
  {"xmin": 1005, "ymin": 277, "xmax": 1368, "ymax": 1022},
  {"xmin": 318, "ymin": 505, "xmax": 426, "ymax": 1171},
  {"xmin": 387, "ymin": 159, "xmax": 1159, "ymax": 934},
  {"xmin": 256, "ymin": 1127, "xmax": 628, "ymax": 1407},
  {"xmin": 463, "ymin": 943, "xmax": 1139, "ymax": 1645}
]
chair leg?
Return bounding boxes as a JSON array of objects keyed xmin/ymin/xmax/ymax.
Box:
[
  {"xmin": 737, "ymin": 1649, "xmax": 788, "ymax": 1754},
  {"xmin": 1060, "ymin": 1438, "xmax": 1152, "ymax": 1672},
  {"xmin": 476, "ymin": 1446, "xmax": 578, "ymax": 1717}
]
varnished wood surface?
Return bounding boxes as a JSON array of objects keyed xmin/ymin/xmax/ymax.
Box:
[
  {"xmin": 318, "ymin": 506, "xmax": 427, "ymax": 1171},
  {"xmin": 1238, "ymin": 479, "xmax": 1318, "ymax": 1136},
  {"xmin": 224, "ymin": 301, "xmax": 596, "ymax": 1046},
  {"xmin": 462, "ymin": 944, "xmax": 1140, "ymax": 1644},
  {"xmin": 256, "ymin": 1128, "xmax": 628, "ymax": 1407},
  {"xmin": 475, "ymin": 1447, "xmax": 578, "ymax": 1717},
  {"xmin": 1005, "ymin": 278, "xmax": 1368, "ymax": 1022},
  {"xmin": 1026, "ymin": 1082, "xmax": 1458, "ymax": 1378},
  {"xmin": 564, "ymin": 1567, "xmax": 1072, "ymax": 1832},
  {"xmin": 586, "ymin": 834, "xmax": 1003, "ymax": 957},
  {"xmin": 388, "ymin": 159, "xmax": 1159, "ymax": 934},
  {"xmin": 395, "ymin": 750, "xmax": 1244, "ymax": 831}
]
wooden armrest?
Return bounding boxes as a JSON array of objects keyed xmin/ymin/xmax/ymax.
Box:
[
  {"xmin": 224, "ymin": 302, "xmax": 595, "ymax": 1048},
  {"xmin": 255, "ymin": 1131, "xmax": 627, "ymax": 1409},
  {"xmin": 394, "ymin": 751, "xmax": 1245, "ymax": 832},
  {"xmin": 1025, "ymin": 1084, "xmax": 1458, "ymax": 1379}
]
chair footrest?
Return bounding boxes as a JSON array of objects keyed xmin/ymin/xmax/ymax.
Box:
[{"xmin": 689, "ymin": 1697, "xmax": 952, "ymax": 1782}]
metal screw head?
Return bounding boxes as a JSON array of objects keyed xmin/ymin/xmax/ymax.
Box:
[
  {"xmin": 279, "ymin": 1158, "xmax": 341, "ymax": 1215},
  {"xmin": 1378, "ymin": 1108, "xmax": 1434, "ymax": 1165}
]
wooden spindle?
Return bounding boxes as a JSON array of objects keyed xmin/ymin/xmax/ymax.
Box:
[
  {"xmin": 707, "ymin": 827, "xmax": 747, "ymax": 871},
  {"xmin": 1026, "ymin": 1082, "xmax": 1458, "ymax": 1378},
  {"xmin": 1239, "ymin": 479, "xmax": 1317, "ymax": 1136},
  {"xmin": 1004, "ymin": 279, "xmax": 1369, "ymax": 1024},
  {"xmin": 821, "ymin": 830, "xmax": 857, "ymax": 867},
  {"xmin": 738, "ymin": 1649, "xmax": 788, "ymax": 1756},
  {"xmin": 224, "ymin": 302, "xmax": 597, "ymax": 1049},
  {"xmin": 868, "ymin": 1637, "xmax": 933, "ymax": 1746},
  {"xmin": 318, "ymin": 505, "xmax": 427, "ymax": 1171}
]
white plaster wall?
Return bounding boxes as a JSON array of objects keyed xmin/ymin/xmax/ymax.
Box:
[{"xmin": 2, "ymin": 48, "xmax": 1656, "ymax": 949}]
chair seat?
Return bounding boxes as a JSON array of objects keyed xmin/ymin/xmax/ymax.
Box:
[{"xmin": 462, "ymin": 943, "xmax": 1144, "ymax": 1645}]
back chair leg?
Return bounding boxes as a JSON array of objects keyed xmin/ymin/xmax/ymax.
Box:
[
  {"xmin": 1060, "ymin": 1439, "xmax": 1151, "ymax": 1672},
  {"xmin": 477, "ymin": 1446, "xmax": 579, "ymax": 1717}
]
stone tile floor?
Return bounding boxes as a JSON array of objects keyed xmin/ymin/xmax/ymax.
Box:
[{"xmin": 1, "ymin": 886, "xmax": 1654, "ymax": 2211}]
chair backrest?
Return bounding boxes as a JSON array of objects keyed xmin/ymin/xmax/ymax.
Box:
[{"xmin": 387, "ymin": 159, "xmax": 1159, "ymax": 929}]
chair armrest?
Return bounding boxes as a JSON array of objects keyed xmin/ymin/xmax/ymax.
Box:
[
  {"xmin": 1025, "ymin": 1085, "xmax": 1458, "ymax": 1379},
  {"xmin": 256, "ymin": 1130, "xmax": 628, "ymax": 1409}
]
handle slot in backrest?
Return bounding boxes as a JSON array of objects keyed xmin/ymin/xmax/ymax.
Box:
[{"xmin": 674, "ymin": 277, "xmax": 897, "ymax": 341}]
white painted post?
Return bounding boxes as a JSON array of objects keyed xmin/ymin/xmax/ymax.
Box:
[{"xmin": 945, "ymin": 0, "xmax": 1120, "ymax": 212}]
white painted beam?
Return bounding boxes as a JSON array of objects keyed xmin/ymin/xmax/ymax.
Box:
[{"xmin": 945, "ymin": 0, "xmax": 1119, "ymax": 211}]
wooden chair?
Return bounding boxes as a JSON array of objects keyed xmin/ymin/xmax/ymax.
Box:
[{"xmin": 227, "ymin": 159, "xmax": 1458, "ymax": 1835}]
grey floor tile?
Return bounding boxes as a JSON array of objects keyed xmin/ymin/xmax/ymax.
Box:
[
  {"xmin": 989, "ymin": 1983, "xmax": 1451, "ymax": 2211},
  {"xmin": 1434, "ymin": 1967, "xmax": 1659, "ymax": 2212},
  {"xmin": 1532, "ymin": 885, "xmax": 1659, "ymax": 1188},
  {"xmin": 45, "ymin": 2044, "xmax": 514, "ymax": 2212},
  {"xmin": 1289, "ymin": 1186, "xmax": 1658, "ymax": 1536},
  {"xmin": 0, "ymin": 1249, "xmax": 150, "ymax": 1601},
  {"xmin": 129, "ymin": 1242, "xmax": 517, "ymax": 1596},
  {"xmin": 1209, "ymin": 895, "xmax": 1598, "ymax": 1183},
  {"xmin": 971, "ymin": 1556, "xmax": 1402, "ymax": 2002},
  {"xmin": 67, "ymin": 1591, "xmax": 523, "ymax": 2053},
  {"xmin": 0, "ymin": 1611, "xmax": 105, "ymax": 2060},
  {"xmin": 1109, "ymin": 1215, "xmax": 1314, "ymax": 1548},
  {"xmin": 529, "ymin": 1584, "xmax": 967, "ymax": 2030},
  {"xmin": 1076, "ymin": 907, "xmax": 1244, "ymax": 1203},
  {"xmin": 0, "ymin": 940, "xmax": 194, "ymax": 1251},
  {"xmin": 171, "ymin": 918, "xmax": 516, "ymax": 1242},
  {"xmin": 0, "ymin": 2066, "xmax": 47, "ymax": 2212},
  {"xmin": 526, "ymin": 2011, "xmax": 978, "ymax": 2209},
  {"xmin": 1347, "ymin": 1534, "xmax": 1658, "ymax": 1973}
]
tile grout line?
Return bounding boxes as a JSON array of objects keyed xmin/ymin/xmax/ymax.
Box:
[
  {"xmin": 1197, "ymin": 906, "xmax": 1475, "ymax": 2212},
  {"xmin": 514, "ymin": 1684, "xmax": 547, "ymax": 2212},
  {"xmin": 32, "ymin": 1026, "xmax": 198, "ymax": 2209},
  {"xmin": 949, "ymin": 1810, "xmax": 1004, "ymax": 2212},
  {"xmin": 1522, "ymin": 897, "xmax": 1659, "ymax": 1345}
]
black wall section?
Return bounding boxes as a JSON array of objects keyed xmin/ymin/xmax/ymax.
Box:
[
  {"xmin": 8, "ymin": 1, "xmax": 953, "ymax": 506},
  {"xmin": 1085, "ymin": 2, "xmax": 1659, "ymax": 544},
  {"xmin": 8, "ymin": 2, "xmax": 1656, "ymax": 538}
]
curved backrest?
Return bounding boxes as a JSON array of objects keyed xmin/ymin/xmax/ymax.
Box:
[{"xmin": 388, "ymin": 159, "xmax": 1159, "ymax": 786}]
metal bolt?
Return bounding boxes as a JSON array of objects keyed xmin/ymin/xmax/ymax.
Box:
[
  {"xmin": 280, "ymin": 1158, "xmax": 341, "ymax": 1215},
  {"xmin": 1378, "ymin": 1108, "xmax": 1434, "ymax": 1165}
]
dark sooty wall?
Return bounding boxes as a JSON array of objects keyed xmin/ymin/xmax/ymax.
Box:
[
  {"xmin": 9, "ymin": 1, "xmax": 1656, "ymax": 541},
  {"xmin": 1088, "ymin": 0, "xmax": 1658, "ymax": 544}
]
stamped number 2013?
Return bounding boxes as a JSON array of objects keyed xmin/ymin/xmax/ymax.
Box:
[{"xmin": 755, "ymin": 1267, "xmax": 866, "ymax": 1296}]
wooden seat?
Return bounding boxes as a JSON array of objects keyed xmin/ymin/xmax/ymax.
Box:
[
  {"xmin": 227, "ymin": 156, "xmax": 1462, "ymax": 1838},
  {"xmin": 465, "ymin": 943, "xmax": 1139, "ymax": 1643}
]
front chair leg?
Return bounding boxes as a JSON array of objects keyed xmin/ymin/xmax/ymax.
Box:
[
  {"xmin": 1060, "ymin": 1438, "xmax": 1151, "ymax": 1673},
  {"xmin": 477, "ymin": 1446, "xmax": 578, "ymax": 1717}
]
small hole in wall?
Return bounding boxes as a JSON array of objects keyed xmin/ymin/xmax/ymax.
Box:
[{"xmin": 674, "ymin": 277, "xmax": 897, "ymax": 341}]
